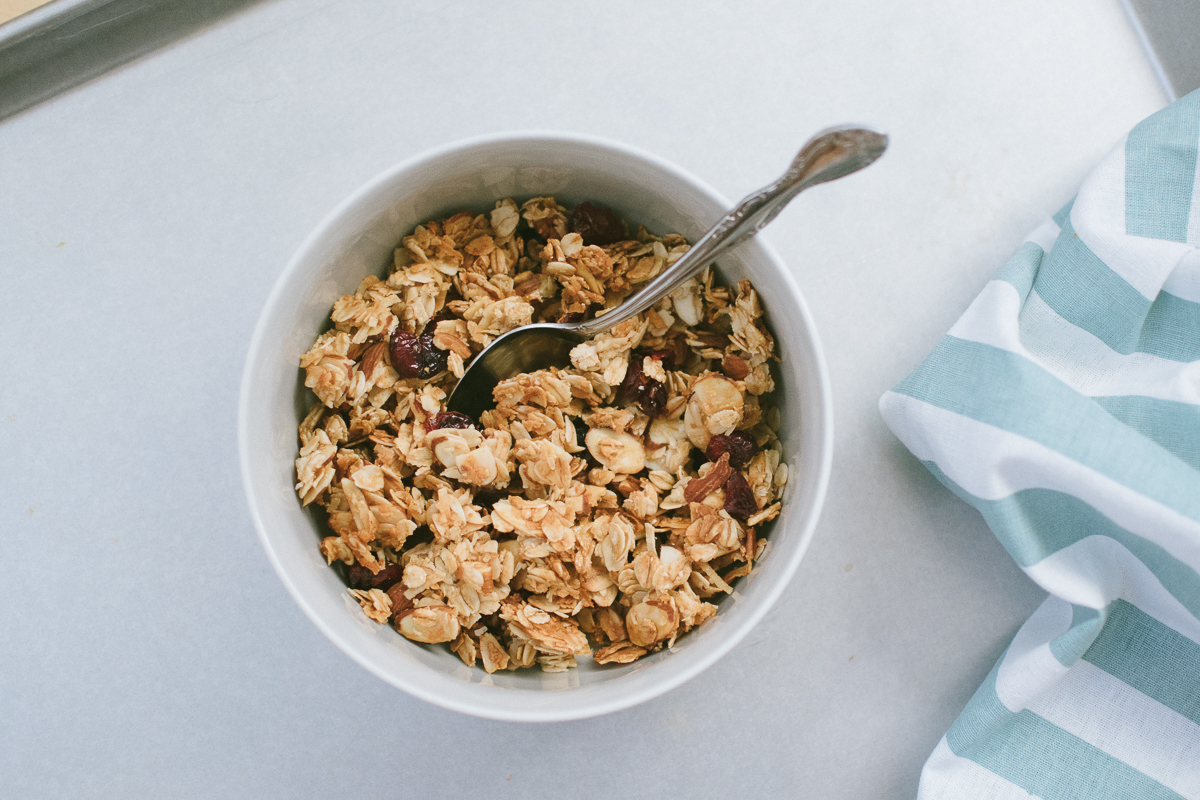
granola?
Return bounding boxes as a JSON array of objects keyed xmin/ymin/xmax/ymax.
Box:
[{"xmin": 295, "ymin": 197, "xmax": 787, "ymax": 673}]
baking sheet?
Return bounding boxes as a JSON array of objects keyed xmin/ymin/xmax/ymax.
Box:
[
  {"xmin": 0, "ymin": 0, "xmax": 261, "ymax": 120},
  {"xmin": 1122, "ymin": 0, "xmax": 1200, "ymax": 100}
]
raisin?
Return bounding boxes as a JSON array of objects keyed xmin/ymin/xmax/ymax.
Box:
[
  {"xmin": 430, "ymin": 411, "xmax": 475, "ymax": 430},
  {"xmin": 571, "ymin": 201, "xmax": 626, "ymax": 246},
  {"xmin": 347, "ymin": 564, "xmax": 372, "ymax": 590},
  {"xmin": 347, "ymin": 562, "xmax": 403, "ymax": 591},
  {"xmin": 619, "ymin": 355, "xmax": 668, "ymax": 418},
  {"xmin": 617, "ymin": 346, "xmax": 681, "ymax": 418},
  {"xmin": 705, "ymin": 431, "xmax": 758, "ymax": 470},
  {"xmin": 389, "ymin": 328, "xmax": 447, "ymax": 379},
  {"xmin": 723, "ymin": 470, "xmax": 758, "ymax": 520}
]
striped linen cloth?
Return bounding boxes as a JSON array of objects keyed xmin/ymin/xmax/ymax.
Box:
[{"xmin": 880, "ymin": 89, "xmax": 1200, "ymax": 799}]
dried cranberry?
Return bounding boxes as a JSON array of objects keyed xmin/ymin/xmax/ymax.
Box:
[
  {"xmin": 430, "ymin": 411, "xmax": 475, "ymax": 430},
  {"xmin": 619, "ymin": 355, "xmax": 668, "ymax": 418},
  {"xmin": 723, "ymin": 470, "xmax": 758, "ymax": 520},
  {"xmin": 558, "ymin": 311, "xmax": 584, "ymax": 324},
  {"xmin": 389, "ymin": 328, "xmax": 447, "ymax": 379},
  {"xmin": 347, "ymin": 562, "xmax": 403, "ymax": 591},
  {"xmin": 570, "ymin": 201, "xmax": 626, "ymax": 246},
  {"xmin": 706, "ymin": 431, "xmax": 758, "ymax": 470}
]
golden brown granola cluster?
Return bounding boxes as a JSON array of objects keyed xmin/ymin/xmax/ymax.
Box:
[{"xmin": 294, "ymin": 197, "xmax": 788, "ymax": 672}]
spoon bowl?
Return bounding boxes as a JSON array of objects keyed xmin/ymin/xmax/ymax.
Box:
[{"xmin": 449, "ymin": 323, "xmax": 583, "ymax": 419}]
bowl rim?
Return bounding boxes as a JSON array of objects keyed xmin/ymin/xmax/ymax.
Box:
[{"xmin": 237, "ymin": 129, "xmax": 834, "ymax": 721}]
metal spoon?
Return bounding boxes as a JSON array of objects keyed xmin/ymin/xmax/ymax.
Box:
[{"xmin": 446, "ymin": 125, "xmax": 888, "ymax": 418}]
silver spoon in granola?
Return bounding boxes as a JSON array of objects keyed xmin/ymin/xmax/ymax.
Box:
[{"xmin": 446, "ymin": 125, "xmax": 888, "ymax": 419}]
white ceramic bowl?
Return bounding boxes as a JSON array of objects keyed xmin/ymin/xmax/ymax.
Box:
[{"xmin": 238, "ymin": 132, "xmax": 833, "ymax": 721}]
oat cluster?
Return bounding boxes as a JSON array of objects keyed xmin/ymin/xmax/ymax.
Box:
[{"xmin": 294, "ymin": 197, "xmax": 788, "ymax": 673}]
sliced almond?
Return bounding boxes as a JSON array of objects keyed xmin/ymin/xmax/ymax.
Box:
[
  {"xmin": 685, "ymin": 373, "xmax": 744, "ymax": 449},
  {"xmin": 626, "ymin": 600, "xmax": 678, "ymax": 647},
  {"xmin": 393, "ymin": 605, "xmax": 459, "ymax": 643},
  {"xmin": 427, "ymin": 428, "xmax": 482, "ymax": 468},
  {"xmin": 721, "ymin": 352, "xmax": 751, "ymax": 380},
  {"xmin": 593, "ymin": 641, "xmax": 648, "ymax": 665},
  {"xmin": 683, "ymin": 453, "xmax": 732, "ymax": 503},
  {"xmin": 359, "ymin": 340, "xmax": 388, "ymax": 379},
  {"xmin": 585, "ymin": 427, "xmax": 646, "ymax": 474}
]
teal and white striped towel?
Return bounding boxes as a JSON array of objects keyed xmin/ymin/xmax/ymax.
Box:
[{"xmin": 880, "ymin": 89, "xmax": 1200, "ymax": 799}]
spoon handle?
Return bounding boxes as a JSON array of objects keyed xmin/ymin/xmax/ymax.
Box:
[{"xmin": 571, "ymin": 125, "xmax": 888, "ymax": 339}]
